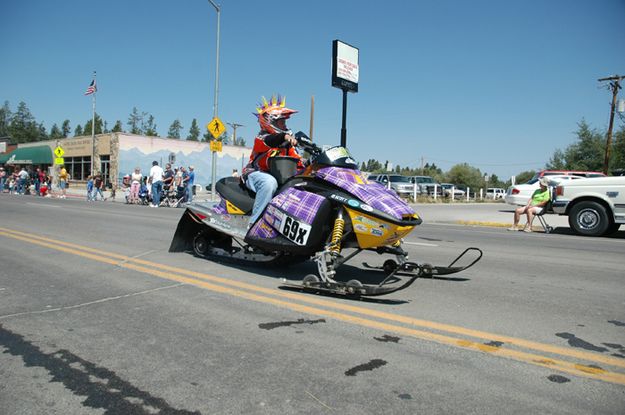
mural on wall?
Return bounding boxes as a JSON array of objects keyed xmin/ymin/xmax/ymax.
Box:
[{"xmin": 118, "ymin": 134, "xmax": 250, "ymax": 187}]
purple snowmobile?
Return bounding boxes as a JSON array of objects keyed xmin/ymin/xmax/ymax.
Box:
[{"xmin": 170, "ymin": 132, "xmax": 482, "ymax": 297}]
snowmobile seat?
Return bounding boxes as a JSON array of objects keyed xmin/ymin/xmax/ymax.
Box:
[{"xmin": 216, "ymin": 177, "xmax": 255, "ymax": 213}]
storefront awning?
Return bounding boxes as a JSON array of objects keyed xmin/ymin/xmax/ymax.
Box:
[{"xmin": 3, "ymin": 146, "xmax": 53, "ymax": 165}]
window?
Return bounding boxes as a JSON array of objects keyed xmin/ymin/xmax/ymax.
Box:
[
  {"xmin": 100, "ymin": 155, "xmax": 111, "ymax": 187},
  {"xmin": 64, "ymin": 156, "xmax": 91, "ymax": 181}
]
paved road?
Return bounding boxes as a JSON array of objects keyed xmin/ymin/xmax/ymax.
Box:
[{"xmin": 1, "ymin": 195, "xmax": 624, "ymax": 414}]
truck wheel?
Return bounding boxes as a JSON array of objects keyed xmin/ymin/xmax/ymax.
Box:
[
  {"xmin": 568, "ymin": 201, "xmax": 609, "ymax": 236},
  {"xmin": 606, "ymin": 223, "xmax": 621, "ymax": 235}
]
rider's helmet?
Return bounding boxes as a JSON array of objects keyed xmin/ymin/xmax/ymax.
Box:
[{"xmin": 254, "ymin": 95, "xmax": 297, "ymax": 135}]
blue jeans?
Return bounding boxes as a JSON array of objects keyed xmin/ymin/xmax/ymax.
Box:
[
  {"xmin": 186, "ymin": 184, "xmax": 193, "ymax": 203},
  {"xmin": 151, "ymin": 181, "xmax": 163, "ymax": 206},
  {"xmin": 245, "ymin": 171, "xmax": 278, "ymax": 223}
]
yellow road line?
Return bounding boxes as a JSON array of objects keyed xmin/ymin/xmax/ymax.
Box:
[{"xmin": 1, "ymin": 227, "xmax": 625, "ymax": 385}]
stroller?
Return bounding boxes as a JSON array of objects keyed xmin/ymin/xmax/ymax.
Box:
[
  {"xmin": 159, "ymin": 184, "xmax": 186, "ymax": 208},
  {"xmin": 138, "ymin": 182, "xmax": 150, "ymax": 205}
]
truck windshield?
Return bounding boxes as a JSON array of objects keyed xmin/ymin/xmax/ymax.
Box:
[{"xmin": 389, "ymin": 176, "xmax": 412, "ymax": 183}]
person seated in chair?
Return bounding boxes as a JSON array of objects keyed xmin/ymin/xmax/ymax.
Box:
[
  {"xmin": 509, "ymin": 177, "xmax": 551, "ymax": 232},
  {"xmin": 241, "ymin": 95, "xmax": 303, "ymax": 225}
]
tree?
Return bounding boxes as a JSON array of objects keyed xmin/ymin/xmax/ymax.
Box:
[
  {"xmin": 37, "ymin": 123, "xmax": 48, "ymax": 141},
  {"xmin": 547, "ymin": 120, "xmax": 604, "ymax": 172},
  {"xmin": 187, "ymin": 118, "xmax": 200, "ymax": 141},
  {"xmin": 61, "ymin": 120, "xmax": 71, "ymax": 137},
  {"xmin": 168, "ymin": 119, "xmax": 183, "ymax": 139},
  {"xmin": 144, "ymin": 114, "xmax": 158, "ymax": 136},
  {"xmin": 127, "ymin": 107, "xmax": 143, "ymax": 134},
  {"xmin": 83, "ymin": 113, "xmax": 104, "ymax": 136},
  {"xmin": 74, "ymin": 124, "xmax": 83, "ymax": 137},
  {"xmin": 111, "ymin": 120, "xmax": 123, "ymax": 133},
  {"xmin": 514, "ymin": 170, "xmax": 536, "ymax": 184},
  {"xmin": 8, "ymin": 101, "xmax": 38, "ymax": 143},
  {"xmin": 0, "ymin": 101, "xmax": 11, "ymax": 138},
  {"xmin": 50, "ymin": 123, "xmax": 63, "ymax": 139},
  {"xmin": 611, "ymin": 125, "xmax": 625, "ymax": 172},
  {"xmin": 446, "ymin": 163, "xmax": 484, "ymax": 190}
]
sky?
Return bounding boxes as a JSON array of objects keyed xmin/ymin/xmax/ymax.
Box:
[{"xmin": 1, "ymin": 0, "xmax": 624, "ymax": 179}]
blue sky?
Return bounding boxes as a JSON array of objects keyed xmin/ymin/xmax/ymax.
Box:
[{"xmin": 1, "ymin": 0, "xmax": 624, "ymax": 179}]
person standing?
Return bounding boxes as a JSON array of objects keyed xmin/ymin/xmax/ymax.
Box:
[
  {"xmin": 130, "ymin": 167, "xmax": 142, "ymax": 203},
  {"xmin": 17, "ymin": 167, "xmax": 29, "ymax": 195},
  {"xmin": 148, "ymin": 161, "xmax": 164, "ymax": 207},
  {"xmin": 58, "ymin": 165, "xmax": 69, "ymax": 198},
  {"xmin": 186, "ymin": 166, "xmax": 195, "ymax": 203},
  {"xmin": 93, "ymin": 173, "xmax": 105, "ymax": 201},
  {"xmin": 86, "ymin": 175, "xmax": 94, "ymax": 201},
  {"xmin": 0, "ymin": 167, "xmax": 6, "ymax": 193}
]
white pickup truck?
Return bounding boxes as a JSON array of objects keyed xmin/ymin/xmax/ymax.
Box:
[{"xmin": 552, "ymin": 176, "xmax": 625, "ymax": 236}]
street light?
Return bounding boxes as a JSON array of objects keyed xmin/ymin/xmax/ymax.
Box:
[{"xmin": 207, "ymin": 0, "xmax": 221, "ymax": 200}]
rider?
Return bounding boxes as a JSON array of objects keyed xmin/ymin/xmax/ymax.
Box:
[{"xmin": 242, "ymin": 95, "xmax": 303, "ymax": 224}]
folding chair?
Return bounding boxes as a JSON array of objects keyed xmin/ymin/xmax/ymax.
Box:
[{"xmin": 535, "ymin": 186, "xmax": 554, "ymax": 233}]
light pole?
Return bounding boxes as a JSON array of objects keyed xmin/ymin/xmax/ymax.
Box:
[
  {"xmin": 207, "ymin": 0, "xmax": 221, "ymax": 200},
  {"xmin": 598, "ymin": 75, "xmax": 624, "ymax": 175}
]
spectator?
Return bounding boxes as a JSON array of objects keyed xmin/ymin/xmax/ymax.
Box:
[
  {"xmin": 508, "ymin": 177, "xmax": 551, "ymax": 232},
  {"xmin": 0, "ymin": 167, "xmax": 6, "ymax": 192},
  {"xmin": 17, "ymin": 167, "xmax": 29, "ymax": 195},
  {"xmin": 86, "ymin": 175, "xmax": 94, "ymax": 201},
  {"xmin": 148, "ymin": 161, "xmax": 164, "ymax": 208},
  {"xmin": 163, "ymin": 163, "xmax": 174, "ymax": 191},
  {"xmin": 58, "ymin": 165, "xmax": 69, "ymax": 199},
  {"xmin": 40, "ymin": 179, "xmax": 49, "ymax": 197},
  {"xmin": 93, "ymin": 173, "xmax": 105, "ymax": 201},
  {"xmin": 37, "ymin": 168, "xmax": 46, "ymax": 196},
  {"xmin": 187, "ymin": 165, "xmax": 195, "ymax": 203},
  {"xmin": 130, "ymin": 167, "xmax": 142, "ymax": 203}
]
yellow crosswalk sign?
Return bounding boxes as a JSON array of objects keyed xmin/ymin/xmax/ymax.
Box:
[
  {"xmin": 207, "ymin": 117, "xmax": 225, "ymax": 139},
  {"xmin": 54, "ymin": 146, "xmax": 65, "ymax": 158}
]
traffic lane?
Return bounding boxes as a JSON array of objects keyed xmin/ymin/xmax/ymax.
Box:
[
  {"xmin": 1, "ymin": 244, "xmax": 624, "ymax": 415},
  {"xmin": 399, "ymin": 224, "xmax": 625, "ymax": 353}
]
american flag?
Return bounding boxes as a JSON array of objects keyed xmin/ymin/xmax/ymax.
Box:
[{"xmin": 84, "ymin": 79, "xmax": 97, "ymax": 95}]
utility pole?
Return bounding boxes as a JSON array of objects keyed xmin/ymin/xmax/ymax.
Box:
[
  {"xmin": 598, "ymin": 75, "xmax": 624, "ymax": 175},
  {"xmin": 227, "ymin": 122, "xmax": 243, "ymax": 145}
]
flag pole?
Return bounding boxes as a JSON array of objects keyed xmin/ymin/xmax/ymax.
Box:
[{"xmin": 91, "ymin": 71, "xmax": 97, "ymax": 175}]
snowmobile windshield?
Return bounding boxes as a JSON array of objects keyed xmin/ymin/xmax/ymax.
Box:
[{"xmin": 311, "ymin": 146, "xmax": 358, "ymax": 169}]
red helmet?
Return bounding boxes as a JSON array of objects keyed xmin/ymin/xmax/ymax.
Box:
[{"xmin": 254, "ymin": 95, "xmax": 297, "ymax": 134}]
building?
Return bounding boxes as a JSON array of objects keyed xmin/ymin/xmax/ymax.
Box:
[{"xmin": 0, "ymin": 133, "xmax": 251, "ymax": 188}]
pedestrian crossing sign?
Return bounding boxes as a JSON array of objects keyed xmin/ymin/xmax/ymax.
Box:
[
  {"xmin": 54, "ymin": 146, "xmax": 65, "ymax": 158},
  {"xmin": 55, "ymin": 157, "xmax": 64, "ymax": 165},
  {"xmin": 207, "ymin": 117, "xmax": 225, "ymax": 140}
]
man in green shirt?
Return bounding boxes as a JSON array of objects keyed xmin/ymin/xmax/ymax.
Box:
[{"xmin": 509, "ymin": 177, "xmax": 551, "ymax": 232}]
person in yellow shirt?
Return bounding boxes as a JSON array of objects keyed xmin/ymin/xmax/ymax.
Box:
[
  {"xmin": 509, "ymin": 177, "xmax": 551, "ymax": 232},
  {"xmin": 59, "ymin": 165, "xmax": 68, "ymax": 199}
]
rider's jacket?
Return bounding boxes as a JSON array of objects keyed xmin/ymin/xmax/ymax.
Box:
[{"xmin": 242, "ymin": 131, "xmax": 303, "ymax": 180}]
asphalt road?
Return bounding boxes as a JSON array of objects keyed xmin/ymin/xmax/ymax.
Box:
[{"xmin": 1, "ymin": 195, "xmax": 624, "ymax": 414}]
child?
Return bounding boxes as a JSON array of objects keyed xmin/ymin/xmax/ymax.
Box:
[
  {"xmin": 86, "ymin": 175, "xmax": 94, "ymax": 201},
  {"xmin": 40, "ymin": 181, "xmax": 49, "ymax": 197}
]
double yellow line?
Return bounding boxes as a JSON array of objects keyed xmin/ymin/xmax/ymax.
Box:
[{"xmin": 1, "ymin": 226, "xmax": 625, "ymax": 386}]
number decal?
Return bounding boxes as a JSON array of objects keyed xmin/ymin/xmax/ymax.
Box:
[{"xmin": 280, "ymin": 216, "xmax": 311, "ymax": 246}]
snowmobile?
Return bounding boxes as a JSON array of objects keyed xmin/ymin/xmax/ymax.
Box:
[{"xmin": 169, "ymin": 132, "xmax": 482, "ymax": 297}]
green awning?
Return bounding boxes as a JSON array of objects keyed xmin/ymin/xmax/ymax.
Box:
[
  {"xmin": 3, "ymin": 146, "xmax": 53, "ymax": 165},
  {"xmin": 0, "ymin": 152, "xmax": 11, "ymax": 163}
]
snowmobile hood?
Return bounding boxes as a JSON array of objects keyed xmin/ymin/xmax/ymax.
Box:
[{"xmin": 314, "ymin": 167, "xmax": 415, "ymax": 220}]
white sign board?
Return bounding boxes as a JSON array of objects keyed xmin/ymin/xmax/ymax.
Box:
[{"xmin": 332, "ymin": 40, "xmax": 359, "ymax": 92}]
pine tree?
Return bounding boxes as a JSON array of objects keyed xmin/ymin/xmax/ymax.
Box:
[
  {"xmin": 168, "ymin": 119, "xmax": 183, "ymax": 139},
  {"xmin": 61, "ymin": 120, "xmax": 71, "ymax": 137},
  {"xmin": 144, "ymin": 114, "xmax": 158, "ymax": 136},
  {"xmin": 8, "ymin": 101, "xmax": 38, "ymax": 143},
  {"xmin": 50, "ymin": 123, "xmax": 63, "ymax": 139},
  {"xmin": 127, "ymin": 107, "xmax": 143, "ymax": 134},
  {"xmin": 111, "ymin": 120, "xmax": 123, "ymax": 133},
  {"xmin": 0, "ymin": 101, "xmax": 11, "ymax": 138},
  {"xmin": 187, "ymin": 119, "xmax": 200, "ymax": 141},
  {"xmin": 74, "ymin": 124, "xmax": 83, "ymax": 137},
  {"xmin": 83, "ymin": 113, "xmax": 104, "ymax": 136}
]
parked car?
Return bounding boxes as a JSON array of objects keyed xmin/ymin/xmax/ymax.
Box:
[
  {"xmin": 440, "ymin": 183, "xmax": 465, "ymax": 198},
  {"xmin": 411, "ymin": 176, "xmax": 443, "ymax": 196},
  {"xmin": 553, "ymin": 176, "xmax": 625, "ymax": 236},
  {"xmin": 367, "ymin": 174, "xmax": 416, "ymax": 198},
  {"xmin": 531, "ymin": 169, "xmax": 606, "ymax": 180},
  {"xmin": 485, "ymin": 188, "xmax": 506, "ymax": 200},
  {"xmin": 505, "ymin": 175, "xmax": 584, "ymax": 206}
]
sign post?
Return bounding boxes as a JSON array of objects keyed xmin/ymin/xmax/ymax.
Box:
[
  {"xmin": 207, "ymin": 117, "xmax": 225, "ymax": 200},
  {"xmin": 332, "ymin": 40, "xmax": 359, "ymax": 148}
]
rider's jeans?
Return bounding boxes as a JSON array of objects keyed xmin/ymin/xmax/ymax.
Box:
[{"xmin": 246, "ymin": 171, "xmax": 278, "ymax": 224}]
